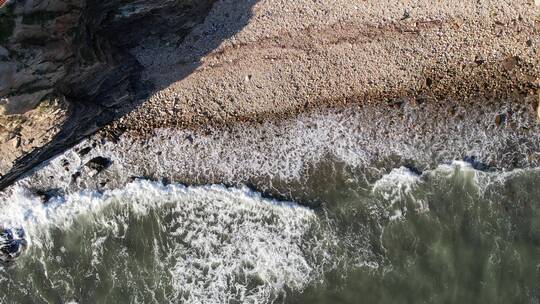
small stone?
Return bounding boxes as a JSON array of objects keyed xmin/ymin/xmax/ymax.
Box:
[
  {"xmin": 474, "ymin": 55, "xmax": 485, "ymax": 66},
  {"xmin": 502, "ymin": 56, "xmax": 519, "ymax": 71},
  {"xmin": 495, "ymin": 113, "xmax": 506, "ymax": 126},
  {"xmin": 71, "ymin": 171, "xmax": 81, "ymax": 182},
  {"xmin": 401, "ymin": 10, "xmax": 411, "ymax": 20},
  {"xmin": 11, "ymin": 137, "xmax": 21, "ymax": 149}
]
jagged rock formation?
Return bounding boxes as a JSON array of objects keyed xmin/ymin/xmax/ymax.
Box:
[{"xmin": 0, "ymin": 0, "xmax": 215, "ymax": 183}]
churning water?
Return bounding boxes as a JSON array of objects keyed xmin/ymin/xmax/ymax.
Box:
[
  {"xmin": 1, "ymin": 163, "xmax": 539, "ymax": 303},
  {"xmin": 0, "ymin": 104, "xmax": 539, "ymax": 303}
]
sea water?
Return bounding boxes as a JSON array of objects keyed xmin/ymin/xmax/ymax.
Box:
[{"xmin": 0, "ymin": 104, "xmax": 539, "ymax": 303}]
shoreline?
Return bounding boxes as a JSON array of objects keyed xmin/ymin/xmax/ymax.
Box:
[
  {"xmin": 5, "ymin": 94, "xmax": 538, "ymax": 205},
  {"xmin": 0, "ymin": 0, "xmax": 539, "ymax": 190}
]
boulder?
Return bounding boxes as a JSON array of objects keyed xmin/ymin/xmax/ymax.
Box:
[{"xmin": 85, "ymin": 156, "xmax": 112, "ymax": 175}]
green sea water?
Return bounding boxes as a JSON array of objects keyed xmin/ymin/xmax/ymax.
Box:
[
  {"xmin": 291, "ymin": 163, "xmax": 540, "ymax": 304},
  {"xmin": 0, "ymin": 160, "xmax": 538, "ymax": 303}
]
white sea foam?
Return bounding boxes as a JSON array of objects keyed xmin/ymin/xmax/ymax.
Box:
[
  {"xmin": 0, "ymin": 181, "xmax": 331, "ymax": 303},
  {"xmin": 372, "ymin": 167, "xmax": 427, "ymax": 220},
  {"xmin": 13, "ymin": 102, "xmax": 539, "ymax": 194}
]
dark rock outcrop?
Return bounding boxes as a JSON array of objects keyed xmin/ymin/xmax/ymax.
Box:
[
  {"xmin": 85, "ymin": 156, "xmax": 111, "ymax": 173},
  {"xmin": 0, "ymin": 0, "xmax": 216, "ymax": 188},
  {"xmin": 1, "ymin": 0, "xmax": 215, "ymax": 115}
]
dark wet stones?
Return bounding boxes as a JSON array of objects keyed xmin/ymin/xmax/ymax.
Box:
[
  {"xmin": 387, "ymin": 99, "xmax": 405, "ymax": 109},
  {"xmin": 404, "ymin": 164, "xmax": 423, "ymax": 176},
  {"xmin": 34, "ymin": 188, "xmax": 61, "ymax": 203},
  {"xmin": 71, "ymin": 171, "xmax": 81, "ymax": 182},
  {"xmin": 77, "ymin": 147, "xmax": 92, "ymax": 156},
  {"xmin": 85, "ymin": 157, "xmax": 112, "ymax": 175},
  {"xmin": 463, "ymin": 156, "xmax": 493, "ymax": 171},
  {"xmin": 61, "ymin": 159, "xmax": 70, "ymax": 171}
]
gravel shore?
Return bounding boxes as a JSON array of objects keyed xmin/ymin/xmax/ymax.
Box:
[{"xmin": 106, "ymin": 0, "xmax": 539, "ymax": 138}]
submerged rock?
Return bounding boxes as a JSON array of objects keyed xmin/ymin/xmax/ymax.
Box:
[
  {"xmin": 34, "ymin": 188, "xmax": 61, "ymax": 203},
  {"xmin": 77, "ymin": 147, "xmax": 92, "ymax": 156},
  {"xmin": 70, "ymin": 171, "xmax": 81, "ymax": 183},
  {"xmin": 404, "ymin": 164, "xmax": 423, "ymax": 176},
  {"xmin": 0, "ymin": 228, "xmax": 27, "ymax": 264}
]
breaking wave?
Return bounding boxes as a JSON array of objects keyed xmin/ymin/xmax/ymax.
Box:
[{"xmin": 0, "ymin": 181, "xmax": 339, "ymax": 303}]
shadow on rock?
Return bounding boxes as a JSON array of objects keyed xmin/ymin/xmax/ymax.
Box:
[{"xmin": 0, "ymin": 0, "xmax": 259, "ymax": 189}]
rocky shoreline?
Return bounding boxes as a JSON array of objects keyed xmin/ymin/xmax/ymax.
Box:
[
  {"xmin": 5, "ymin": 93, "xmax": 538, "ymax": 206},
  {"xmin": 0, "ymin": 0, "xmax": 539, "ymax": 190}
]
